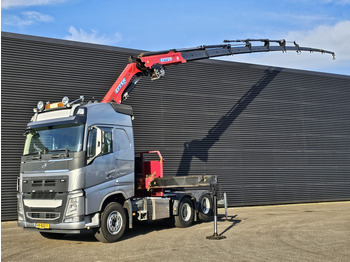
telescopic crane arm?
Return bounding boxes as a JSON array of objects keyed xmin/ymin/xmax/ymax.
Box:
[{"xmin": 101, "ymin": 39, "xmax": 335, "ymax": 104}]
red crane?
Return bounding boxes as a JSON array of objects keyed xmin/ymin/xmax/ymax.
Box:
[{"xmin": 101, "ymin": 39, "xmax": 335, "ymax": 104}]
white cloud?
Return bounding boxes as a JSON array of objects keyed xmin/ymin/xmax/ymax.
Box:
[
  {"xmin": 221, "ymin": 20, "xmax": 350, "ymax": 75},
  {"xmin": 65, "ymin": 26, "xmax": 122, "ymax": 45},
  {"xmin": 264, "ymin": 12, "xmax": 335, "ymax": 25},
  {"xmin": 3, "ymin": 11, "xmax": 53, "ymax": 26},
  {"xmin": 1, "ymin": 0, "xmax": 66, "ymax": 9}
]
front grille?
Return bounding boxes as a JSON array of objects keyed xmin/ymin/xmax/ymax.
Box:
[
  {"xmin": 30, "ymin": 180, "xmax": 56, "ymax": 187},
  {"xmin": 32, "ymin": 180, "xmax": 43, "ymax": 187},
  {"xmin": 31, "ymin": 192, "xmax": 57, "ymax": 199},
  {"xmin": 44, "ymin": 180, "xmax": 56, "ymax": 186},
  {"xmin": 27, "ymin": 212, "xmax": 60, "ymax": 220},
  {"xmin": 22, "ymin": 178, "xmax": 68, "ymax": 223},
  {"xmin": 22, "ymin": 177, "xmax": 67, "ymax": 193}
]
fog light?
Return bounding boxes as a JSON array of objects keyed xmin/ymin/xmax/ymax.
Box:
[
  {"xmin": 37, "ymin": 101, "xmax": 44, "ymax": 111},
  {"xmin": 62, "ymin": 96, "xmax": 69, "ymax": 106},
  {"xmin": 64, "ymin": 217, "xmax": 73, "ymax": 223},
  {"xmin": 64, "ymin": 217, "xmax": 80, "ymax": 223}
]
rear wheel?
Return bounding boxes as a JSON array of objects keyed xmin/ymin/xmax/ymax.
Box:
[
  {"xmin": 94, "ymin": 202, "xmax": 127, "ymax": 243},
  {"xmin": 198, "ymin": 193, "xmax": 213, "ymax": 221},
  {"xmin": 174, "ymin": 197, "xmax": 194, "ymax": 228}
]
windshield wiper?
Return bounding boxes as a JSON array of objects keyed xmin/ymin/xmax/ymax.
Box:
[
  {"xmin": 49, "ymin": 148, "xmax": 70, "ymax": 157},
  {"xmin": 31, "ymin": 151, "xmax": 42, "ymax": 160}
]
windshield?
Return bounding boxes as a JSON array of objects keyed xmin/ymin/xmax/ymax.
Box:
[{"xmin": 23, "ymin": 123, "xmax": 85, "ymax": 156}]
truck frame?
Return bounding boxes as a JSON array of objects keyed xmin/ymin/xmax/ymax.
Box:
[{"xmin": 17, "ymin": 39, "xmax": 334, "ymax": 242}]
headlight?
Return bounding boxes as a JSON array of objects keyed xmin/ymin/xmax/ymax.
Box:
[
  {"xmin": 65, "ymin": 197, "xmax": 79, "ymax": 217},
  {"xmin": 65, "ymin": 192, "xmax": 84, "ymax": 219},
  {"xmin": 17, "ymin": 194, "xmax": 24, "ymax": 221}
]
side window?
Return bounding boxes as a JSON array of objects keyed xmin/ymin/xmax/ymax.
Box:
[
  {"xmin": 115, "ymin": 129, "xmax": 131, "ymax": 151},
  {"xmin": 101, "ymin": 127, "xmax": 113, "ymax": 154},
  {"xmin": 87, "ymin": 128, "xmax": 97, "ymax": 159}
]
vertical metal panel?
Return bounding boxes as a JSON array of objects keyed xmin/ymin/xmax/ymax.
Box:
[{"xmin": 2, "ymin": 32, "xmax": 350, "ymax": 220}]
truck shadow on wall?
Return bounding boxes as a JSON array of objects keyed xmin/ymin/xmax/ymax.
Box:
[{"xmin": 176, "ymin": 68, "xmax": 281, "ymax": 176}]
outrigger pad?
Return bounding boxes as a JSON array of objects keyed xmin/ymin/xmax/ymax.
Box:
[{"xmin": 206, "ymin": 233, "xmax": 227, "ymax": 240}]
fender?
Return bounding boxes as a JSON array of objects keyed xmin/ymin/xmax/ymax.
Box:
[{"xmin": 98, "ymin": 192, "xmax": 133, "ymax": 229}]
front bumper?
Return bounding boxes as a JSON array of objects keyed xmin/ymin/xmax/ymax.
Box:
[
  {"xmin": 18, "ymin": 189, "xmax": 100, "ymax": 234},
  {"xmin": 18, "ymin": 213, "xmax": 99, "ymax": 234},
  {"xmin": 18, "ymin": 221, "xmax": 86, "ymax": 234}
]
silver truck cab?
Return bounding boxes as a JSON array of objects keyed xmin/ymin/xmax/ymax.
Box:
[{"xmin": 18, "ymin": 100, "xmax": 135, "ymax": 235}]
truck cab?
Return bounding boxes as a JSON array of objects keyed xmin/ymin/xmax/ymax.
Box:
[{"xmin": 18, "ymin": 99, "xmax": 135, "ymax": 239}]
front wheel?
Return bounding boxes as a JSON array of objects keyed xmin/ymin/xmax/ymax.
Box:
[
  {"xmin": 174, "ymin": 197, "xmax": 194, "ymax": 228},
  {"xmin": 94, "ymin": 202, "xmax": 127, "ymax": 243}
]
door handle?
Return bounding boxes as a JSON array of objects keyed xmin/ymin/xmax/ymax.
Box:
[{"xmin": 106, "ymin": 169, "xmax": 115, "ymax": 175}]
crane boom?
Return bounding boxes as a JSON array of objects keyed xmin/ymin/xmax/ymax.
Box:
[{"xmin": 102, "ymin": 39, "xmax": 335, "ymax": 104}]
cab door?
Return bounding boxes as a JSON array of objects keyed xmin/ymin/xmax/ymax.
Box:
[
  {"xmin": 85, "ymin": 126, "xmax": 115, "ymax": 188},
  {"xmin": 113, "ymin": 127, "xmax": 134, "ymax": 191}
]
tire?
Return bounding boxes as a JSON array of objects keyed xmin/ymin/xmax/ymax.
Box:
[
  {"xmin": 94, "ymin": 202, "xmax": 127, "ymax": 243},
  {"xmin": 39, "ymin": 232, "xmax": 65, "ymax": 239},
  {"xmin": 198, "ymin": 193, "xmax": 213, "ymax": 221},
  {"xmin": 174, "ymin": 197, "xmax": 194, "ymax": 228}
]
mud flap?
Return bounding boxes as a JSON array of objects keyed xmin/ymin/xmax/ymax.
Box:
[{"xmin": 123, "ymin": 199, "xmax": 133, "ymax": 229}]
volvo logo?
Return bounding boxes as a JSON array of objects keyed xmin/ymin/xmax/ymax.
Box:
[{"xmin": 41, "ymin": 161, "xmax": 54, "ymax": 169}]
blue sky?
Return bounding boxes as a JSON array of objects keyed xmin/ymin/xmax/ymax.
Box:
[{"xmin": 2, "ymin": 0, "xmax": 350, "ymax": 75}]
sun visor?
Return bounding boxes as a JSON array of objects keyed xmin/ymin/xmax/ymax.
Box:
[
  {"xmin": 109, "ymin": 103, "xmax": 133, "ymax": 116},
  {"xmin": 27, "ymin": 115, "xmax": 86, "ymax": 129}
]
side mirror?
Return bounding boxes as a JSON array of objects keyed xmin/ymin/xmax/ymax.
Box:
[{"xmin": 96, "ymin": 126, "xmax": 102, "ymax": 156}]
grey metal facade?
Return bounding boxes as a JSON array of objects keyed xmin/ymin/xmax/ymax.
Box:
[{"xmin": 2, "ymin": 32, "xmax": 350, "ymax": 220}]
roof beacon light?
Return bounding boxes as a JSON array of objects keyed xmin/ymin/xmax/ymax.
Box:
[{"xmin": 62, "ymin": 96, "xmax": 70, "ymax": 106}]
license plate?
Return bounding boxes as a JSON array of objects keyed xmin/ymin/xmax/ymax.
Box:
[{"xmin": 35, "ymin": 223, "xmax": 50, "ymax": 229}]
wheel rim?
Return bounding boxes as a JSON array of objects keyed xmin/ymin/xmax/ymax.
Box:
[
  {"xmin": 201, "ymin": 197, "xmax": 210, "ymax": 215},
  {"xmin": 181, "ymin": 203, "xmax": 192, "ymax": 221},
  {"xmin": 107, "ymin": 211, "xmax": 123, "ymax": 235}
]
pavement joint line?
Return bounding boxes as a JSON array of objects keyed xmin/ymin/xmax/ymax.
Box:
[{"xmin": 219, "ymin": 200, "xmax": 350, "ymax": 211}]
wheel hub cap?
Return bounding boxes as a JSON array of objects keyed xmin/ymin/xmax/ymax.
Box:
[{"xmin": 107, "ymin": 211, "xmax": 122, "ymax": 235}]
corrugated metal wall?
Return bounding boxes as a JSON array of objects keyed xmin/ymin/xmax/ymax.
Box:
[{"xmin": 2, "ymin": 32, "xmax": 350, "ymax": 220}]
